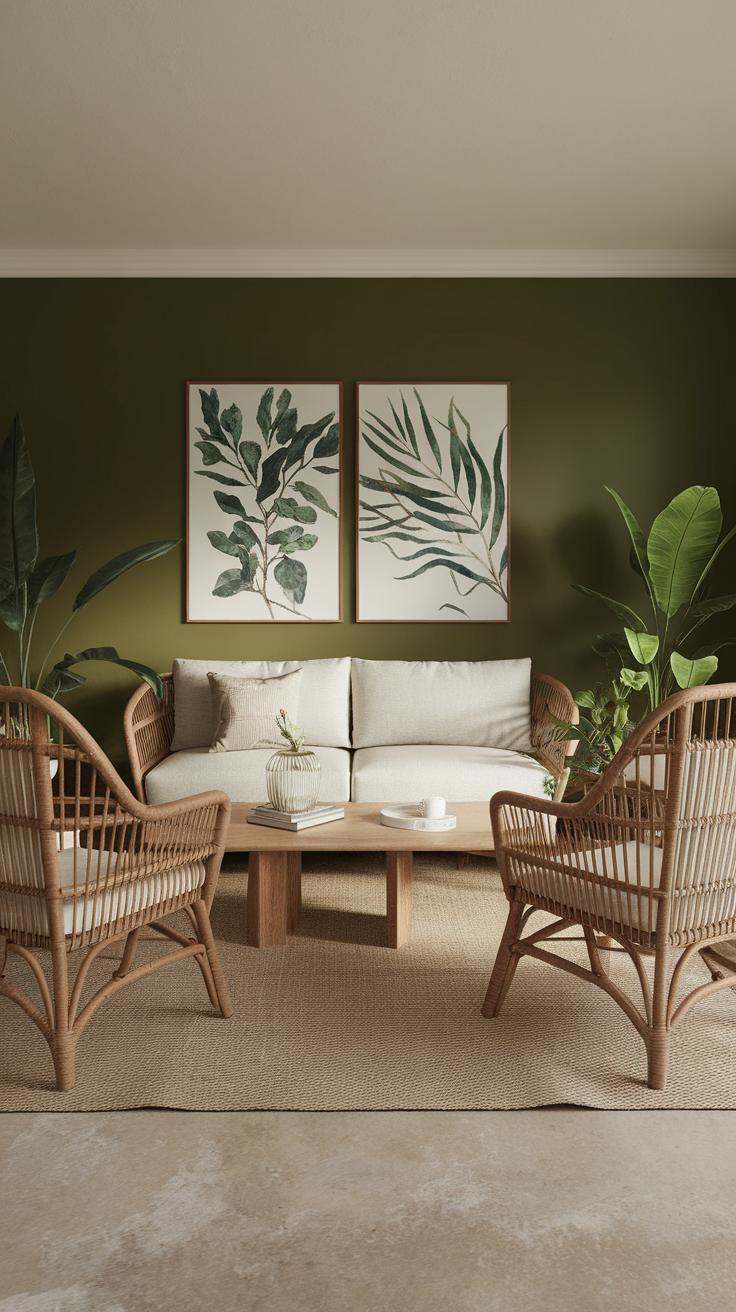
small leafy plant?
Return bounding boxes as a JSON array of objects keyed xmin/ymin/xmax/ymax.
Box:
[
  {"xmin": 273, "ymin": 708, "xmax": 307, "ymax": 753},
  {"xmin": 195, "ymin": 387, "xmax": 339, "ymax": 619},
  {"xmin": 0, "ymin": 415, "xmax": 178, "ymax": 698},
  {"xmin": 553, "ymin": 674, "xmax": 645, "ymax": 786},
  {"xmin": 575, "ymin": 485, "xmax": 736, "ymax": 711},
  {"xmin": 358, "ymin": 389, "xmax": 507, "ymax": 616}
]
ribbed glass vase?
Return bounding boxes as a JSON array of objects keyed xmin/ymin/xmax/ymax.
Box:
[{"xmin": 266, "ymin": 748, "xmax": 321, "ymax": 813}]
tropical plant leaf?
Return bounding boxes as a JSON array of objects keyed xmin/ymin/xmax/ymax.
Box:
[
  {"xmin": 195, "ymin": 470, "xmax": 244, "ymax": 487},
  {"xmin": 220, "ymin": 404, "xmax": 243, "ymax": 444},
  {"xmin": 684, "ymin": 593, "xmax": 736, "ymax": 626},
  {"xmin": 359, "ymin": 474, "xmax": 445, "ymax": 500},
  {"xmin": 396, "ymin": 558, "xmax": 491, "ymax": 585},
  {"xmin": 231, "ymin": 520, "xmax": 261, "ymax": 550},
  {"xmin": 274, "ymin": 556, "xmax": 307, "ymax": 606},
  {"xmin": 284, "ymin": 533, "xmax": 317, "ymax": 554},
  {"xmin": 268, "ymin": 525, "xmax": 304, "ymax": 545},
  {"xmin": 0, "ymin": 413, "xmax": 38, "ymax": 594},
  {"xmin": 381, "ymin": 544, "xmax": 462, "ymax": 562},
  {"xmin": 606, "ymin": 486, "xmax": 651, "ymax": 585},
  {"xmin": 499, "ymin": 544, "xmax": 508, "ymax": 576},
  {"xmin": 194, "ymin": 440, "xmax": 226, "ymax": 465},
  {"xmin": 313, "ymin": 423, "xmax": 340, "ymax": 460},
  {"xmin": 489, "ymin": 430, "xmax": 506, "ymax": 548},
  {"xmin": 648, "ymin": 486, "xmax": 722, "ymax": 617},
  {"xmin": 466, "ymin": 432, "xmax": 492, "ymax": 531},
  {"xmin": 572, "ymin": 584, "xmax": 647, "ymax": 632},
  {"xmin": 362, "ymin": 433, "xmax": 429, "ymax": 479},
  {"xmin": 207, "ymin": 531, "xmax": 241, "ymax": 558},
  {"xmin": 439, "ymin": 603, "xmax": 469, "ymax": 616},
  {"xmin": 213, "ymin": 566, "xmax": 254, "ymax": 598},
  {"xmin": 239, "ymin": 440, "xmax": 261, "ymax": 480},
  {"xmin": 619, "ymin": 668, "xmax": 649, "ymax": 691},
  {"xmin": 196, "ymin": 426, "xmax": 228, "ymax": 448},
  {"xmin": 273, "ymin": 496, "xmax": 317, "ymax": 524},
  {"xmin": 73, "ymin": 540, "xmax": 178, "ymax": 612},
  {"xmin": 257, "ymin": 447, "xmax": 288, "ymax": 503},
  {"xmin": 624, "ymin": 628, "xmax": 659, "ymax": 664},
  {"xmin": 362, "ymin": 531, "xmax": 433, "ymax": 545},
  {"xmin": 362, "ymin": 420, "xmax": 408, "ymax": 456},
  {"xmin": 389, "ymin": 400, "xmax": 406, "ymax": 441},
  {"xmin": 412, "ymin": 510, "xmax": 481, "ymax": 534},
  {"xmin": 314, "ymin": 465, "xmax": 339, "ymax": 475},
  {"xmin": 401, "ymin": 393, "xmax": 420, "ymax": 458},
  {"xmin": 670, "ymin": 650, "xmax": 719, "ymax": 689},
  {"xmin": 447, "ymin": 402, "xmax": 462, "ymax": 493},
  {"xmin": 274, "ymin": 408, "xmax": 298, "ymax": 446},
  {"xmin": 213, "ymin": 492, "xmax": 246, "ymax": 518},
  {"xmin": 26, "ymin": 551, "xmax": 79, "ymax": 610},
  {"xmin": 271, "ymin": 389, "xmax": 292, "ymax": 435},
  {"xmin": 284, "ymin": 414, "xmax": 334, "ymax": 471},
  {"xmin": 199, "ymin": 389, "xmax": 225, "ymax": 441},
  {"xmin": 42, "ymin": 647, "xmax": 164, "ymax": 699},
  {"xmin": 292, "ymin": 481, "xmax": 337, "ymax": 517},
  {"xmin": 413, "ymin": 389, "xmax": 442, "ymax": 470},
  {"xmin": 256, "ymin": 387, "xmax": 274, "ymax": 444}
]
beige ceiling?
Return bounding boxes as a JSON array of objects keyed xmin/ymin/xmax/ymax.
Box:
[{"xmin": 2, "ymin": 0, "xmax": 736, "ymax": 258}]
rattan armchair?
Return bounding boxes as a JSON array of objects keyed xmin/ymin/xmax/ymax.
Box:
[
  {"xmin": 483, "ymin": 682, "xmax": 736, "ymax": 1091},
  {"xmin": 0, "ymin": 687, "xmax": 232, "ymax": 1092}
]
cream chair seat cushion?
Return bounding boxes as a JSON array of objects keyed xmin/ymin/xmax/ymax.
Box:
[
  {"xmin": 516, "ymin": 840, "xmax": 664, "ymax": 932},
  {"xmin": 145, "ymin": 745, "xmax": 352, "ymax": 805},
  {"xmin": 0, "ymin": 847, "xmax": 206, "ymax": 939},
  {"xmin": 351, "ymin": 744, "xmax": 550, "ymax": 804}
]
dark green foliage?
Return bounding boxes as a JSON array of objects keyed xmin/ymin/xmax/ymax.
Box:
[{"xmin": 196, "ymin": 388, "xmax": 341, "ymax": 618}]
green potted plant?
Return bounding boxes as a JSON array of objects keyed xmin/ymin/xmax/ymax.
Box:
[{"xmin": 0, "ymin": 414, "xmax": 178, "ymax": 699}]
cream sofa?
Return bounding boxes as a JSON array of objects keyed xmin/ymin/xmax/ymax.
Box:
[{"xmin": 124, "ymin": 657, "xmax": 576, "ymax": 809}]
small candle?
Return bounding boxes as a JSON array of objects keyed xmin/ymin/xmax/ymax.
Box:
[{"xmin": 421, "ymin": 796, "xmax": 446, "ymax": 819}]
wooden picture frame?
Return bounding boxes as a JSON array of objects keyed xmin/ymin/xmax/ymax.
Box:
[
  {"xmin": 356, "ymin": 382, "xmax": 510, "ymax": 623},
  {"xmin": 187, "ymin": 381, "xmax": 342, "ymax": 623}
]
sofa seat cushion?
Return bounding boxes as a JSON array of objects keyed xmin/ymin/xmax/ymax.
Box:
[
  {"xmin": 145, "ymin": 745, "xmax": 352, "ymax": 805},
  {"xmin": 351, "ymin": 744, "xmax": 551, "ymax": 804},
  {"xmin": 351, "ymin": 658, "xmax": 533, "ymax": 751},
  {"xmin": 170, "ymin": 657, "xmax": 351, "ymax": 751}
]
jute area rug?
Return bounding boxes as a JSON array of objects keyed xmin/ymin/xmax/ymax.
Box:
[{"xmin": 2, "ymin": 853, "xmax": 736, "ymax": 1111}]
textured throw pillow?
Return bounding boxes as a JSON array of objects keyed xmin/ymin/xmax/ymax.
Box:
[{"xmin": 207, "ymin": 668, "xmax": 303, "ymax": 753}]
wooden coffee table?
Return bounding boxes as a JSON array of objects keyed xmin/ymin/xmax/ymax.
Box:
[{"xmin": 225, "ymin": 801, "xmax": 494, "ymax": 948}]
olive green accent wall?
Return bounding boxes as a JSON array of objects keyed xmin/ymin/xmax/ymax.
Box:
[{"xmin": 1, "ymin": 278, "xmax": 734, "ymax": 767}]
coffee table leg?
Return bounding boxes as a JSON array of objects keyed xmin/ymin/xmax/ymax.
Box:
[
  {"xmin": 287, "ymin": 852, "xmax": 302, "ymax": 931},
  {"xmin": 247, "ymin": 851, "xmax": 289, "ymax": 947},
  {"xmin": 386, "ymin": 851, "xmax": 413, "ymax": 948}
]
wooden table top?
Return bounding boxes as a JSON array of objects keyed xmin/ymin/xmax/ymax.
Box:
[{"xmin": 225, "ymin": 801, "xmax": 493, "ymax": 852}]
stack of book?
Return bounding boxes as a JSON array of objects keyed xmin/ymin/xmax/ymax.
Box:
[{"xmin": 246, "ymin": 803, "xmax": 345, "ymax": 831}]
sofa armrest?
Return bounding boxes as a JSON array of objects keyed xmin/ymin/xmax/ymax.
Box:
[
  {"xmin": 530, "ymin": 670, "xmax": 578, "ymax": 782},
  {"xmin": 123, "ymin": 674, "xmax": 174, "ymax": 803}
]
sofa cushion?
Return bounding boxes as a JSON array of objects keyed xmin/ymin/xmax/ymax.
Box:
[
  {"xmin": 208, "ymin": 668, "xmax": 303, "ymax": 752},
  {"xmin": 351, "ymin": 744, "xmax": 550, "ymax": 803},
  {"xmin": 146, "ymin": 745, "xmax": 352, "ymax": 805},
  {"xmin": 351, "ymin": 658, "xmax": 533, "ymax": 751},
  {"xmin": 170, "ymin": 657, "xmax": 351, "ymax": 751}
]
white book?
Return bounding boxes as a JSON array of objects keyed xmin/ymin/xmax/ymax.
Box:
[
  {"xmin": 246, "ymin": 808, "xmax": 345, "ymax": 832},
  {"xmin": 252, "ymin": 803, "xmax": 343, "ymax": 822}
]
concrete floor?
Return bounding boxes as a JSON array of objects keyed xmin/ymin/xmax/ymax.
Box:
[{"xmin": 2, "ymin": 1110, "xmax": 735, "ymax": 1311}]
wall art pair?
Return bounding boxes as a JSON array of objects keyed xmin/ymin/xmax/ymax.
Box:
[{"xmin": 187, "ymin": 381, "xmax": 509, "ymax": 624}]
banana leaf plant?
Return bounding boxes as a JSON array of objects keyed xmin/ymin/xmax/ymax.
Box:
[
  {"xmin": 574, "ymin": 485, "xmax": 736, "ymax": 712},
  {"xmin": 0, "ymin": 414, "xmax": 178, "ymax": 699}
]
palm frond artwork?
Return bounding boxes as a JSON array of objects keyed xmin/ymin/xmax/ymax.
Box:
[
  {"xmin": 187, "ymin": 382, "xmax": 342, "ymax": 622},
  {"xmin": 356, "ymin": 383, "xmax": 509, "ymax": 622}
]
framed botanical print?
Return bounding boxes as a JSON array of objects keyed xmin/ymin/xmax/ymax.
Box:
[
  {"xmin": 356, "ymin": 382, "xmax": 509, "ymax": 622},
  {"xmin": 187, "ymin": 382, "xmax": 342, "ymax": 622}
]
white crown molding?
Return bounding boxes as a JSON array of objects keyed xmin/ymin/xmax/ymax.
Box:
[{"xmin": 0, "ymin": 248, "xmax": 735, "ymax": 277}]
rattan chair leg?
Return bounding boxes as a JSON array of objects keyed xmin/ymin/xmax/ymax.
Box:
[
  {"xmin": 190, "ymin": 899, "xmax": 233, "ymax": 1019},
  {"xmin": 481, "ymin": 895, "xmax": 526, "ymax": 1018},
  {"xmin": 646, "ymin": 1027, "xmax": 670, "ymax": 1091},
  {"xmin": 113, "ymin": 928, "xmax": 142, "ymax": 981},
  {"xmin": 49, "ymin": 1029, "xmax": 78, "ymax": 1093}
]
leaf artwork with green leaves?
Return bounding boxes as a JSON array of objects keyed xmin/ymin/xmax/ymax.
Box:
[
  {"xmin": 357, "ymin": 386, "xmax": 508, "ymax": 620},
  {"xmin": 192, "ymin": 386, "xmax": 340, "ymax": 620}
]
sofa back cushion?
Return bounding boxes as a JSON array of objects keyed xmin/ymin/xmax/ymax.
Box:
[
  {"xmin": 170, "ymin": 657, "xmax": 352, "ymax": 751},
  {"xmin": 351, "ymin": 658, "xmax": 533, "ymax": 751}
]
